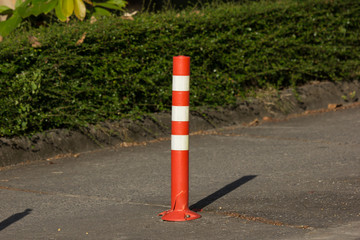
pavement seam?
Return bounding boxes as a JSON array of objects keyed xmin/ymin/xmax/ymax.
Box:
[{"xmin": 198, "ymin": 131, "xmax": 359, "ymax": 146}]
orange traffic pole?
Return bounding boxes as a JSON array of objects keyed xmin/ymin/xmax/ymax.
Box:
[{"xmin": 158, "ymin": 56, "xmax": 201, "ymax": 221}]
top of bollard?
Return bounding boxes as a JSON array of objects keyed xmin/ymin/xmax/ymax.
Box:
[{"xmin": 173, "ymin": 56, "xmax": 190, "ymax": 76}]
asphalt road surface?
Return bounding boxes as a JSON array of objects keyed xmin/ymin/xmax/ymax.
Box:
[{"xmin": 1, "ymin": 107, "xmax": 359, "ymax": 239}]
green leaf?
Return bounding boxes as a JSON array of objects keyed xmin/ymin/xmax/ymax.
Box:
[
  {"xmin": 74, "ymin": 0, "xmax": 86, "ymax": 20},
  {"xmin": 55, "ymin": 1, "xmax": 67, "ymax": 21},
  {"xmin": 0, "ymin": 5, "xmax": 12, "ymax": 14},
  {"xmin": 0, "ymin": 11, "xmax": 22, "ymax": 37},
  {"xmin": 18, "ymin": 0, "xmax": 58, "ymax": 18},
  {"xmin": 21, "ymin": 121, "xmax": 27, "ymax": 129},
  {"xmin": 61, "ymin": 0, "xmax": 74, "ymax": 18},
  {"xmin": 15, "ymin": 0, "xmax": 23, "ymax": 8},
  {"xmin": 106, "ymin": 0, "xmax": 126, "ymax": 8},
  {"xmin": 31, "ymin": 82, "xmax": 38, "ymax": 93},
  {"xmin": 16, "ymin": 0, "xmax": 31, "ymax": 17},
  {"xmin": 338, "ymin": 26, "xmax": 346, "ymax": 34},
  {"xmin": 31, "ymin": 0, "xmax": 58, "ymax": 14},
  {"xmin": 92, "ymin": 2, "xmax": 123, "ymax": 10},
  {"xmin": 93, "ymin": 7, "xmax": 111, "ymax": 16}
]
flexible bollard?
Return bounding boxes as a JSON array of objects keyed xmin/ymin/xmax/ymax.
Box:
[{"xmin": 158, "ymin": 56, "xmax": 201, "ymax": 221}]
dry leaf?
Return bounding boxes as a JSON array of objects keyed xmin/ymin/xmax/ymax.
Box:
[
  {"xmin": 90, "ymin": 16, "xmax": 97, "ymax": 24},
  {"xmin": 262, "ymin": 116, "xmax": 273, "ymax": 122},
  {"xmin": 76, "ymin": 32, "xmax": 87, "ymax": 46},
  {"xmin": 28, "ymin": 36, "xmax": 42, "ymax": 48},
  {"xmin": 121, "ymin": 16, "xmax": 134, "ymax": 20},
  {"xmin": 191, "ymin": 10, "xmax": 204, "ymax": 16},
  {"xmin": 124, "ymin": 11, "xmax": 138, "ymax": 17},
  {"xmin": 0, "ymin": 36, "xmax": 3, "ymax": 42},
  {"xmin": 121, "ymin": 11, "xmax": 138, "ymax": 21},
  {"xmin": 248, "ymin": 118, "xmax": 259, "ymax": 127},
  {"xmin": 328, "ymin": 103, "xmax": 342, "ymax": 110}
]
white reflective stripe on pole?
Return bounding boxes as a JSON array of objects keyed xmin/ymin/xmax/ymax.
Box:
[
  {"xmin": 172, "ymin": 76, "xmax": 190, "ymax": 91},
  {"xmin": 171, "ymin": 135, "xmax": 189, "ymax": 151},
  {"xmin": 172, "ymin": 106, "xmax": 189, "ymax": 121}
]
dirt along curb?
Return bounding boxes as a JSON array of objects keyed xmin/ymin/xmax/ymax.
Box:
[{"xmin": 1, "ymin": 80, "xmax": 359, "ymax": 168}]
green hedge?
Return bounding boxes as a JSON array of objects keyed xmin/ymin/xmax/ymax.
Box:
[{"xmin": 1, "ymin": 0, "xmax": 359, "ymax": 136}]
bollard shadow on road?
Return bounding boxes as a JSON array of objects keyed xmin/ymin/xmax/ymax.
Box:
[
  {"xmin": 190, "ymin": 175, "xmax": 257, "ymax": 211},
  {"xmin": 0, "ymin": 209, "xmax": 33, "ymax": 231}
]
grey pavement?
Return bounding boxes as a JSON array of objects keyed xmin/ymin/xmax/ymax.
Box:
[{"xmin": 0, "ymin": 107, "xmax": 359, "ymax": 239}]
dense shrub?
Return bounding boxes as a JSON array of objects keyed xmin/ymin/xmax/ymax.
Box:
[{"xmin": 0, "ymin": 0, "xmax": 359, "ymax": 136}]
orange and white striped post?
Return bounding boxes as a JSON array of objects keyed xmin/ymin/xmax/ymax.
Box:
[{"xmin": 158, "ymin": 56, "xmax": 201, "ymax": 221}]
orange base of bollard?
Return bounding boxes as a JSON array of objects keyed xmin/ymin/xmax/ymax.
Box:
[{"xmin": 158, "ymin": 209, "xmax": 201, "ymax": 222}]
